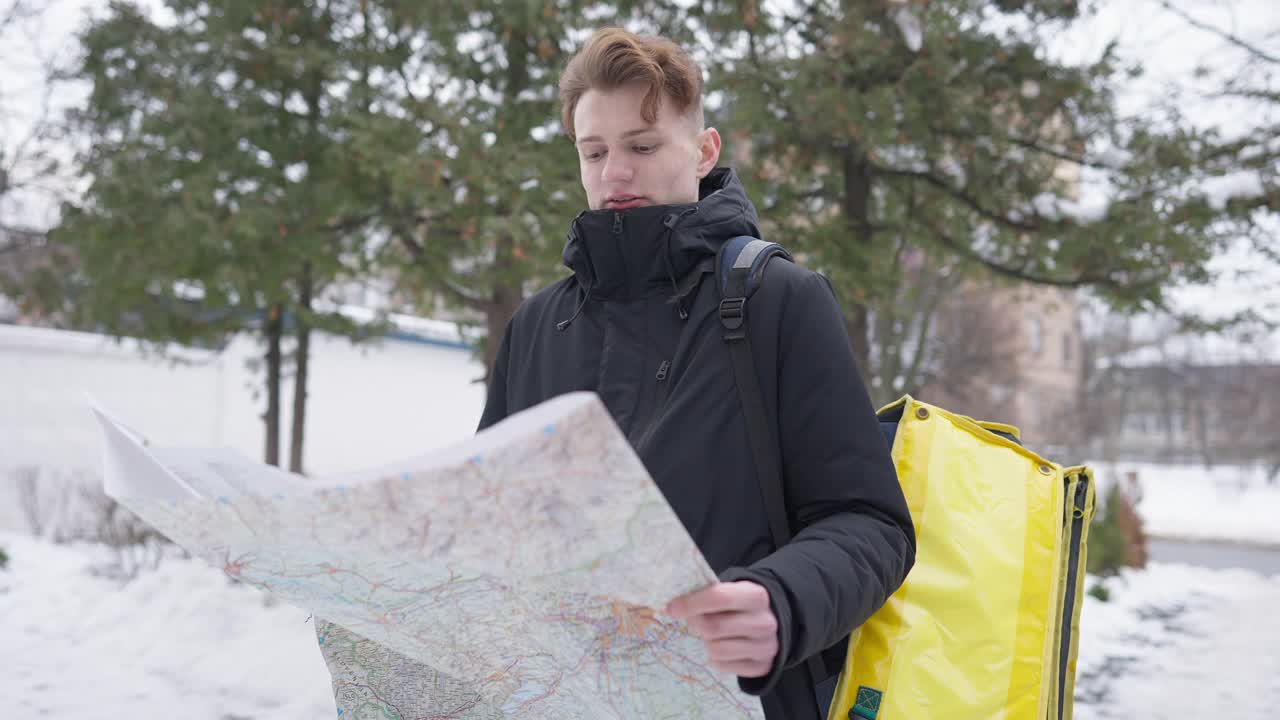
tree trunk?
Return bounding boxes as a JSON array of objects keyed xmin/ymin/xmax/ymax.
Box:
[
  {"xmin": 483, "ymin": 302, "xmax": 511, "ymax": 382},
  {"xmin": 480, "ymin": 30, "xmax": 532, "ymax": 384},
  {"xmin": 842, "ymin": 144, "xmax": 875, "ymax": 387},
  {"xmin": 483, "ymin": 234, "xmax": 523, "ymax": 383},
  {"xmin": 289, "ymin": 262, "xmax": 312, "ymax": 475},
  {"xmin": 846, "ymin": 309, "xmax": 872, "ymax": 391},
  {"xmin": 264, "ymin": 303, "xmax": 283, "ymax": 466}
]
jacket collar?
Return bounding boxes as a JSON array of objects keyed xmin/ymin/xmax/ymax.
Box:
[{"xmin": 561, "ymin": 167, "xmax": 762, "ymax": 300}]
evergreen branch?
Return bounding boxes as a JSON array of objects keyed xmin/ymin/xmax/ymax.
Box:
[
  {"xmin": 391, "ymin": 216, "xmax": 427, "ymax": 259},
  {"xmin": 440, "ymin": 277, "xmax": 488, "ymax": 309},
  {"xmin": 323, "ymin": 211, "xmax": 379, "ymax": 236},
  {"xmin": 387, "ymin": 214, "xmax": 488, "ymax": 312},
  {"xmin": 741, "ymin": 27, "xmax": 826, "ymax": 150},
  {"xmin": 997, "ymin": 131, "xmax": 1121, "ymax": 172},
  {"xmin": 395, "ymin": 63, "xmax": 422, "ymax": 105},
  {"xmin": 918, "ymin": 215, "xmax": 1115, "ymax": 290},
  {"xmin": 872, "ymin": 164, "xmax": 1044, "ymax": 233},
  {"xmin": 930, "ymin": 121, "xmax": 1119, "ymax": 171},
  {"xmin": 1005, "ymin": 134, "xmax": 1103, "ymax": 168}
]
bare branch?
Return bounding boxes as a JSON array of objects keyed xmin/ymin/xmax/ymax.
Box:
[
  {"xmin": 1, "ymin": 0, "xmax": 77, "ymax": 225},
  {"xmin": 1217, "ymin": 88, "xmax": 1280, "ymax": 104},
  {"xmin": 0, "ymin": 1, "xmax": 37, "ymax": 34},
  {"xmin": 902, "ymin": 264, "xmax": 957, "ymax": 392},
  {"xmin": 1156, "ymin": 0, "xmax": 1279, "ymax": 65}
]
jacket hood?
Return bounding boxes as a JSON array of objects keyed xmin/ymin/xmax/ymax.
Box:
[{"xmin": 561, "ymin": 167, "xmax": 762, "ymax": 302}]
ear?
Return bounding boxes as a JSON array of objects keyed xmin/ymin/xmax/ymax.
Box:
[{"xmin": 695, "ymin": 127, "xmax": 722, "ymax": 179}]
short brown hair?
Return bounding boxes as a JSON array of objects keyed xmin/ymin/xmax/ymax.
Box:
[{"xmin": 558, "ymin": 27, "xmax": 704, "ymax": 142}]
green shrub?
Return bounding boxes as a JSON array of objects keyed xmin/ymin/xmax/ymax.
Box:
[
  {"xmin": 1087, "ymin": 581, "xmax": 1110, "ymax": 603},
  {"xmin": 1086, "ymin": 482, "xmax": 1130, "ymax": 577},
  {"xmin": 0, "ymin": 546, "xmax": 8, "ymax": 571}
]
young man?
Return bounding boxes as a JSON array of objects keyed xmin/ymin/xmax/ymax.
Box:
[{"xmin": 478, "ymin": 28, "xmax": 916, "ymax": 720}]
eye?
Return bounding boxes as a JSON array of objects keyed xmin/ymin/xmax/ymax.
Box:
[
  {"xmin": 582, "ymin": 149, "xmax": 604, "ymax": 162},
  {"xmin": 633, "ymin": 144, "xmax": 656, "ymax": 154}
]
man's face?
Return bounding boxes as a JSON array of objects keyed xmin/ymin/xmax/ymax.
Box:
[{"xmin": 573, "ymin": 83, "xmax": 721, "ymax": 211}]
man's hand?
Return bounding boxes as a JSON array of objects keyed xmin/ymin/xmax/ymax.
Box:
[{"xmin": 665, "ymin": 581, "xmax": 779, "ymax": 678}]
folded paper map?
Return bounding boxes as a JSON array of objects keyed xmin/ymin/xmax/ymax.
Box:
[{"xmin": 92, "ymin": 391, "xmax": 765, "ymax": 719}]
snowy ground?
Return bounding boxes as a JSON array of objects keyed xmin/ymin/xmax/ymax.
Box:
[
  {"xmin": 4, "ymin": 531, "xmax": 1279, "ymax": 719},
  {"xmin": 1091, "ymin": 461, "xmax": 1280, "ymax": 547},
  {"xmin": 1, "ymin": 533, "xmax": 335, "ymax": 719},
  {"xmin": 1075, "ymin": 564, "xmax": 1280, "ymax": 719}
]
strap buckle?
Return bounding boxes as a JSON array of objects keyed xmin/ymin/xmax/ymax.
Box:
[{"xmin": 719, "ymin": 297, "xmax": 746, "ymax": 336}]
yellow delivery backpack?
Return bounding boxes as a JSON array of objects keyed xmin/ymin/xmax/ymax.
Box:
[
  {"xmin": 827, "ymin": 396, "xmax": 1096, "ymax": 720},
  {"xmin": 715, "ymin": 238, "xmax": 1096, "ymax": 720}
]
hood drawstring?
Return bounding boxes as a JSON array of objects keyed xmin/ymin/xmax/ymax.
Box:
[
  {"xmin": 671, "ymin": 256, "xmax": 713, "ymax": 321},
  {"xmin": 556, "ymin": 276, "xmax": 593, "ymax": 331},
  {"xmin": 559, "ymin": 206, "xmax": 698, "ymax": 331},
  {"xmin": 557, "ymin": 216, "xmax": 593, "ymax": 331},
  {"xmin": 662, "ymin": 208, "xmax": 698, "ymax": 321}
]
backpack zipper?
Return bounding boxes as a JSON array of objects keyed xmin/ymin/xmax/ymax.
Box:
[
  {"xmin": 1056, "ymin": 474, "xmax": 1089, "ymax": 720},
  {"xmin": 655, "ymin": 360, "xmax": 671, "ymax": 382}
]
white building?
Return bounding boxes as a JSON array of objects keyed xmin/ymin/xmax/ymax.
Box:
[{"xmin": 0, "ymin": 322, "xmax": 488, "ymax": 532}]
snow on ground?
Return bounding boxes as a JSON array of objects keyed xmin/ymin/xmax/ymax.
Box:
[
  {"xmin": 1091, "ymin": 462, "xmax": 1280, "ymax": 547},
  {"xmin": 0, "ymin": 532, "xmax": 335, "ymax": 719},
  {"xmin": 1075, "ymin": 563, "xmax": 1280, "ymax": 719}
]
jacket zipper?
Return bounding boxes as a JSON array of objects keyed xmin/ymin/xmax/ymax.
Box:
[
  {"xmin": 1056, "ymin": 475, "xmax": 1088, "ymax": 720},
  {"xmin": 613, "ymin": 212, "xmax": 623, "ymax": 235},
  {"xmin": 655, "ymin": 360, "xmax": 670, "ymax": 382},
  {"xmin": 653, "ymin": 359, "xmax": 674, "ymax": 411}
]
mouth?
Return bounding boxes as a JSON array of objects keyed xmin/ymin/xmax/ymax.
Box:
[{"xmin": 604, "ymin": 195, "xmax": 648, "ymax": 210}]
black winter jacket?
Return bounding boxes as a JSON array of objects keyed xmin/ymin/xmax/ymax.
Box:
[{"xmin": 478, "ymin": 168, "xmax": 916, "ymax": 720}]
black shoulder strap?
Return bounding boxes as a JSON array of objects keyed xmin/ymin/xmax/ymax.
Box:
[
  {"xmin": 716, "ymin": 237, "xmax": 793, "ymax": 550},
  {"xmin": 716, "ymin": 237, "xmax": 830, "ymax": 690}
]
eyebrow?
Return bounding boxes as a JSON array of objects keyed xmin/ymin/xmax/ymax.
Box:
[{"xmin": 575, "ymin": 128, "xmax": 658, "ymax": 145}]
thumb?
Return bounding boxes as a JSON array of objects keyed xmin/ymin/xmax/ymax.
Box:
[{"xmin": 665, "ymin": 595, "xmax": 689, "ymax": 619}]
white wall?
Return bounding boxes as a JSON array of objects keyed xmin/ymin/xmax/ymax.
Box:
[{"xmin": 0, "ymin": 324, "xmax": 488, "ymax": 531}]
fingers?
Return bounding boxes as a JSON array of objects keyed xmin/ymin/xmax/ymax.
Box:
[
  {"xmin": 667, "ymin": 581, "xmax": 771, "ymax": 619},
  {"xmin": 706, "ymin": 637, "xmax": 776, "ymax": 678},
  {"xmin": 664, "ymin": 581, "xmax": 780, "ymax": 679},
  {"xmin": 706, "ymin": 636, "xmax": 776, "ymax": 663},
  {"xmin": 685, "ymin": 609, "xmax": 778, "ymax": 641},
  {"xmin": 712, "ymin": 658, "xmax": 773, "ymax": 678}
]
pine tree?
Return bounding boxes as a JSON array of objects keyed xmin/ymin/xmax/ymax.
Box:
[
  {"xmin": 695, "ymin": 0, "xmax": 1273, "ymax": 403},
  {"xmin": 339, "ymin": 2, "xmax": 591, "ymax": 377},
  {"xmin": 348, "ymin": 2, "xmax": 681, "ymax": 377},
  {"xmin": 54, "ymin": 1, "xmax": 382, "ymax": 471}
]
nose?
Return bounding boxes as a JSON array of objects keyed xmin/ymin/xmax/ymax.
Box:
[{"xmin": 601, "ymin": 152, "xmax": 633, "ymax": 184}]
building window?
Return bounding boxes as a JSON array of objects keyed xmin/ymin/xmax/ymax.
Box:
[
  {"xmin": 1028, "ymin": 316, "xmax": 1043, "ymax": 354},
  {"xmin": 1122, "ymin": 412, "xmax": 1163, "ymax": 437}
]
